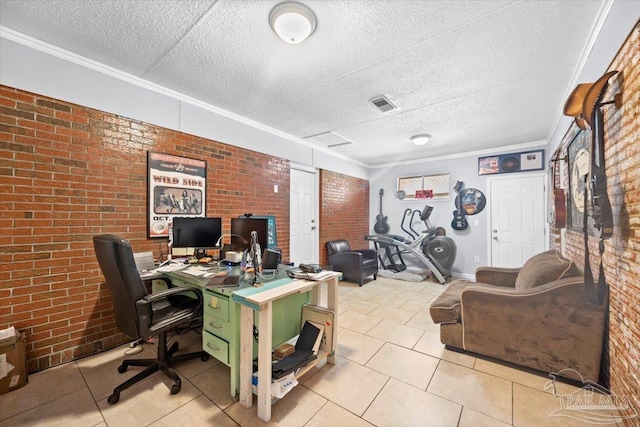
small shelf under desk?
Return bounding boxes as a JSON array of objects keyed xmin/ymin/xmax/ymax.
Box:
[{"xmin": 233, "ymin": 272, "xmax": 340, "ymax": 422}]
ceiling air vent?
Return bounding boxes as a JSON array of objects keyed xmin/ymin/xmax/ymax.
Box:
[
  {"xmin": 303, "ymin": 131, "xmax": 353, "ymax": 148},
  {"xmin": 370, "ymin": 96, "xmax": 397, "ymax": 113}
]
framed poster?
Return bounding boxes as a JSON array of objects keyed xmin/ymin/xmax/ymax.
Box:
[
  {"xmin": 147, "ymin": 152, "xmax": 207, "ymax": 238},
  {"xmin": 567, "ymin": 129, "xmax": 591, "ymax": 231},
  {"xmin": 478, "ymin": 150, "xmax": 545, "ymax": 175}
]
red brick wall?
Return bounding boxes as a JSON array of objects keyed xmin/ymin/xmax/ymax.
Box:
[
  {"xmin": 319, "ymin": 169, "xmax": 370, "ymax": 264},
  {"xmin": 0, "ymin": 86, "xmax": 292, "ymax": 372},
  {"xmin": 549, "ymin": 23, "xmax": 639, "ymax": 423}
]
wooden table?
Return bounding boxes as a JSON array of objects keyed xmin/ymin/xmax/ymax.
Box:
[{"xmin": 233, "ymin": 272, "xmax": 340, "ymax": 422}]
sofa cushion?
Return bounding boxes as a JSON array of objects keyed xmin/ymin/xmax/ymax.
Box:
[
  {"xmin": 514, "ymin": 249, "xmax": 581, "ymax": 290},
  {"xmin": 430, "ymin": 279, "xmax": 524, "ymax": 324}
]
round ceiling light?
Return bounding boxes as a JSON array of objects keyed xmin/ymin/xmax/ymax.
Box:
[
  {"xmin": 411, "ymin": 134, "xmax": 431, "ymax": 146},
  {"xmin": 269, "ymin": 2, "xmax": 317, "ymax": 44}
]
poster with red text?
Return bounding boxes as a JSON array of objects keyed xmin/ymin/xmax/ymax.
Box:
[{"xmin": 147, "ymin": 152, "xmax": 207, "ymax": 238}]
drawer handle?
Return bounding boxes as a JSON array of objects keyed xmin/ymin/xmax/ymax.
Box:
[
  {"xmin": 208, "ymin": 304, "xmax": 222, "ymax": 310},
  {"xmin": 208, "ymin": 322, "xmax": 222, "ymax": 329},
  {"xmin": 206, "ymin": 342, "xmax": 220, "ymax": 351}
]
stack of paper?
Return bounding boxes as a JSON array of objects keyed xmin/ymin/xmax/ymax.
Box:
[{"xmin": 288, "ymin": 268, "xmax": 334, "ymax": 281}]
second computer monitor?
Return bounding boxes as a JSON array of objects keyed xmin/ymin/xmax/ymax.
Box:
[
  {"xmin": 230, "ymin": 218, "xmax": 268, "ymax": 253},
  {"xmin": 172, "ymin": 217, "xmax": 222, "ymax": 251}
]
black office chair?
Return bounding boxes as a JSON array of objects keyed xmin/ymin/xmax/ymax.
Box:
[
  {"xmin": 92, "ymin": 234, "xmax": 209, "ymax": 404},
  {"xmin": 326, "ymin": 239, "xmax": 378, "ymax": 286}
]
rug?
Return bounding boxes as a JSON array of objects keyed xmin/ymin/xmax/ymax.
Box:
[{"xmin": 377, "ymin": 268, "xmax": 431, "ymax": 282}]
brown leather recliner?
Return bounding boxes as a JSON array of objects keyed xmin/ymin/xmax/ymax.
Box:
[
  {"xmin": 326, "ymin": 240, "xmax": 378, "ymax": 286},
  {"xmin": 429, "ymin": 249, "xmax": 607, "ymax": 383}
]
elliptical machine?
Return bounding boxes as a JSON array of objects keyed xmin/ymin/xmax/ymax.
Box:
[{"xmin": 366, "ymin": 205, "xmax": 457, "ymax": 284}]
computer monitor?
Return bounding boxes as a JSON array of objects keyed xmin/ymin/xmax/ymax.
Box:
[
  {"xmin": 230, "ymin": 218, "xmax": 268, "ymax": 253},
  {"xmin": 172, "ymin": 217, "xmax": 222, "ymax": 251}
]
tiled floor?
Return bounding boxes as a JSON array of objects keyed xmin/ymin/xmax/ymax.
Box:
[{"xmin": 0, "ymin": 277, "xmax": 627, "ymax": 426}]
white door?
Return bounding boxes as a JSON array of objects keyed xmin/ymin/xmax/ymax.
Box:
[
  {"xmin": 488, "ymin": 173, "xmax": 546, "ymax": 267},
  {"xmin": 290, "ymin": 168, "xmax": 317, "ymax": 265}
]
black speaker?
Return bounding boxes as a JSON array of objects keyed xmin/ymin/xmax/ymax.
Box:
[
  {"xmin": 262, "ymin": 249, "xmax": 281, "ymax": 270},
  {"xmin": 195, "ymin": 248, "xmax": 207, "ymax": 259}
]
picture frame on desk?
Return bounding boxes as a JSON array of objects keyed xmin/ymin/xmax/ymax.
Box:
[{"xmin": 147, "ymin": 151, "xmax": 207, "ymax": 239}]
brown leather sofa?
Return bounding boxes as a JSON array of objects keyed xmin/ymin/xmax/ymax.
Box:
[{"xmin": 429, "ymin": 250, "xmax": 607, "ymax": 382}]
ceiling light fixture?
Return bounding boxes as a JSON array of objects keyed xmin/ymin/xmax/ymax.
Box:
[
  {"xmin": 269, "ymin": 2, "xmax": 317, "ymax": 44},
  {"xmin": 411, "ymin": 134, "xmax": 431, "ymax": 146}
]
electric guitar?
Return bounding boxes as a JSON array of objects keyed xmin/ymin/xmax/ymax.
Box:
[
  {"xmin": 588, "ymin": 108, "xmax": 613, "ymax": 239},
  {"xmin": 451, "ymin": 181, "xmax": 469, "ymax": 231},
  {"xmin": 374, "ymin": 189, "xmax": 390, "ymax": 234},
  {"xmin": 549, "ymin": 153, "xmax": 567, "ymax": 229}
]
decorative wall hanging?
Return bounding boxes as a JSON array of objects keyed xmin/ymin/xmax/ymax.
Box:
[
  {"xmin": 478, "ymin": 149, "xmax": 544, "ymax": 175},
  {"xmin": 147, "ymin": 151, "xmax": 207, "ymax": 238},
  {"xmin": 456, "ymin": 188, "xmax": 486, "ymax": 215},
  {"xmin": 566, "ymin": 129, "xmax": 590, "ymax": 231}
]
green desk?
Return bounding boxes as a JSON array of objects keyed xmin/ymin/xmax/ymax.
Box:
[
  {"xmin": 234, "ymin": 271, "xmax": 340, "ymax": 422},
  {"xmin": 163, "ymin": 265, "xmax": 309, "ymax": 398}
]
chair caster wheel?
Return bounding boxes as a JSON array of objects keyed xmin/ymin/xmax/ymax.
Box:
[
  {"xmin": 201, "ymin": 353, "xmax": 210, "ymax": 362},
  {"xmin": 117, "ymin": 364, "xmax": 127, "ymax": 373},
  {"xmin": 170, "ymin": 383, "xmax": 181, "ymax": 395},
  {"xmin": 108, "ymin": 393, "xmax": 120, "ymax": 404}
]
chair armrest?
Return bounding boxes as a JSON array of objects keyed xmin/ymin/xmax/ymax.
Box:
[
  {"xmin": 139, "ymin": 285, "xmax": 202, "ymax": 304},
  {"xmin": 135, "ymin": 286, "xmax": 203, "ymax": 335},
  {"xmin": 354, "ymin": 249, "xmax": 377, "ymax": 260},
  {"xmin": 329, "ymin": 252, "xmax": 363, "ymax": 263},
  {"xmin": 474, "ymin": 266, "xmax": 519, "ymax": 287}
]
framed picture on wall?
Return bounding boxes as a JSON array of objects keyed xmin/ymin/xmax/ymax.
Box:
[
  {"xmin": 478, "ymin": 150, "xmax": 545, "ymax": 175},
  {"xmin": 147, "ymin": 152, "xmax": 207, "ymax": 238},
  {"xmin": 566, "ymin": 129, "xmax": 591, "ymax": 231}
]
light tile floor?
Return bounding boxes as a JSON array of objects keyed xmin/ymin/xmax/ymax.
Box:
[{"xmin": 0, "ymin": 276, "xmax": 628, "ymax": 426}]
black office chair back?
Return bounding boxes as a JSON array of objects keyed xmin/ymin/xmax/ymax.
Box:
[{"xmin": 93, "ymin": 234, "xmax": 147, "ymax": 340}]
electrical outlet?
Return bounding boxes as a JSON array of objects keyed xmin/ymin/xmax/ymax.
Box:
[{"xmin": 474, "ymin": 256, "xmax": 480, "ymax": 263}]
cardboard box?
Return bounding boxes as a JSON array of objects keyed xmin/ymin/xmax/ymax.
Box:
[
  {"xmin": 0, "ymin": 332, "xmax": 28, "ymax": 395},
  {"xmin": 273, "ymin": 342, "xmax": 295, "ymax": 360}
]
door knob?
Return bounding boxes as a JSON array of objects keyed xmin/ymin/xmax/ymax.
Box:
[
  {"xmin": 493, "ymin": 236, "xmax": 498, "ymax": 241},
  {"xmin": 493, "ymin": 229, "xmax": 498, "ymax": 233}
]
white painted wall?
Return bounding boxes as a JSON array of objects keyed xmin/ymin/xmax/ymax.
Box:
[
  {"xmin": 368, "ymin": 143, "xmax": 547, "ymax": 278},
  {"xmin": 0, "ymin": 31, "xmax": 369, "ymax": 181}
]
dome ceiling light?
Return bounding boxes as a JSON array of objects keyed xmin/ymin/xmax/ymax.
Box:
[
  {"xmin": 411, "ymin": 134, "xmax": 431, "ymax": 146},
  {"xmin": 269, "ymin": 2, "xmax": 317, "ymax": 44}
]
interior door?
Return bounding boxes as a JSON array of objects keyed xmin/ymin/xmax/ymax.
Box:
[
  {"xmin": 290, "ymin": 168, "xmax": 317, "ymax": 265},
  {"xmin": 489, "ymin": 173, "xmax": 546, "ymax": 267}
]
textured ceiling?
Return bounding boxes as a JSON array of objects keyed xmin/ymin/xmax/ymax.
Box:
[{"xmin": 0, "ymin": 0, "xmax": 605, "ymax": 166}]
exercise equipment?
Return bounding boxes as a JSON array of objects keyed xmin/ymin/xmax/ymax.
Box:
[{"xmin": 366, "ymin": 205, "xmax": 457, "ymax": 284}]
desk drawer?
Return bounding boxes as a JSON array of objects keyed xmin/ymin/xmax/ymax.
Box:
[
  {"xmin": 203, "ymin": 331, "xmax": 229, "ymax": 365},
  {"xmin": 204, "ymin": 292, "xmax": 229, "ymax": 322},
  {"xmin": 204, "ymin": 316, "xmax": 231, "ymax": 341}
]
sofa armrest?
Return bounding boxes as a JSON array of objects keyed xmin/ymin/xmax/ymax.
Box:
[
  {"xmin": 474, "ymin": 266, "xmax": 519, "ymax": 287},
  {"xmin": 459, "ymin": 278, "xmax": 606, "ymax": 382}
]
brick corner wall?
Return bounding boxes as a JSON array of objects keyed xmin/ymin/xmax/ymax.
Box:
[
  {"xmin": 319, "ymin": 169, "xmax": 370, "ymax": 265},
  {"xmin": 549, "ymin": 22, "xmax": 639, "ymax": 424}
]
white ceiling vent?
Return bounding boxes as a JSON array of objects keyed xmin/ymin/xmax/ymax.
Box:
[
  {"xmin": 370, "ymin": 96, "xmax": 398, "ymax": 113},
  {"xmin": 303, "ymin": 131, "xmax": 353, "ymax": 148}
]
